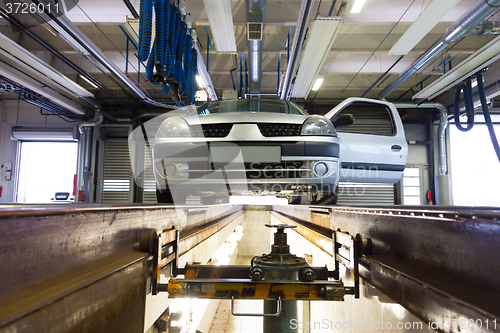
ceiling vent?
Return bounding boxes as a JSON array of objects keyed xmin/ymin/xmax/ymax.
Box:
[{"xmin": 247, "ymin": 22, "xmax": 263, "ymax": 40}]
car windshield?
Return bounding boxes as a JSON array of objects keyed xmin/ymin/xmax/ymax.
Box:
[{"xmin": 194, "ymin": 100, "xmax": 307, "ymax": 115}]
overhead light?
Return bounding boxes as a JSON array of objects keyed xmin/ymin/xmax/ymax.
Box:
[
  {"xmin": 203, "ymin": 0, "xmax": 237, "ymax": 54},
  {"xmin": 194, "ymin": 43, "xmax": 218, "ymax": 100},
  {"xmin": 79, "ymin": 75, "xmax": 99, "ymax": 89},
  {"xmin": 291, "ymin": 18, "xmax": 342, "ymax": 99},
  {"xmin": 414, "ymin": 35, "xmax": 500, "ymax": 100},
  {"xmin": 312, "ymin": 76, "xmax": 324, "ymax": 91},
  {"xmin": 388, "ymin": 0, "xmax": 461, "ymax": 55},
  {"xmin": 0, "ymin": 32, "xmax": 92, "ymax": 99},
  {"xmin": 350, "ymin": 0, "xmax": 366, "ymax": 13},
  {"xmin": 12, "ymin": 128, "xmax": 76, "ymax": 141},
  {"xmin": 196, "ymin": 75, "xmax": 205, "ymax": 88}
]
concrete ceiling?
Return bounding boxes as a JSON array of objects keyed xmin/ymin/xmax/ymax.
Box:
[{"xmin": 1, "ymin": 0, "xmax": 500, "ymax": 113}]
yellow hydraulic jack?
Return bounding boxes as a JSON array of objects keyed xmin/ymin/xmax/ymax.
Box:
[{"xmin": 139, "ymin": 224, "xmax": 372, "ymax": 332}]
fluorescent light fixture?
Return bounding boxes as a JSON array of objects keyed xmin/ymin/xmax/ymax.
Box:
[
  {"xmin": 291, "ymin": 18, "xmax": 342, "ymax": 99},
  {"xmin": 203, "ymin": 0, "xmax": 237, "ymax": 54},
  {"xmin": 312, "ymin": 75, "xmax": 324, "ymax": 91},
  {"xmin": 196, "ymin": 75, "xmax": 205, "ymax": 88},
  {"xmin": 414, "ymin": 35, "xmax": 500, "ymax": 100},
  {"xmin": 388, "ymin": 0, "xmax": 461, "ymax": 55},
  {"xmin": 350, "ymin": 0, "xmax": 366, "ymax": 13},
  {"xmin": 80, "ymin": 75, "xmax": 99, "ymax": 89},
  {"xmin": 194, "ymin": 43, "xmax": 218, "ymax": 100},
  {"xmin": 12, "ymin": 128, "xmax": 76, "ymax": 141},
  {"xmin": 0, "ymin": 32, "xmax": 92, "ymax": 100}
]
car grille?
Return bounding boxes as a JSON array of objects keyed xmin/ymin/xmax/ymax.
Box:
[
  {"xmin": 190, "ymin": 124, "xmax": 233, "ymax": 137},
  {"xmin": 257, "ymin": 123, "xmax": 302, "ymax": 137},
  {"xmin": 186, "ymin": 161, "xmax": 305, "ymax": 179}
]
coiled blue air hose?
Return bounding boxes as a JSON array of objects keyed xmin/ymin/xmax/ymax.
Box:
[
  {"xmin": 181, "ymin": 35, "xmax": 192, "ymax": 96},
  {"xmin": 138, "ymin": 0, "xmax": 153, "ymax": 62},
  {"xmin": 145, "ymin": 42, "xmax": 160, "ymax": 85},
  {"xmin": 175, "ymin": 22, "xmax": 187, "ymax": 92},
  {"xmin": 154, "ymin": 0, "xmax": 165, "ymax": 67},
  {"xmin": 165, "ymin": 5, "xmax": 178, "ymax": 76}
]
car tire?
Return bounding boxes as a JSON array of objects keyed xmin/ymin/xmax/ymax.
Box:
[{"xmin": 311, "ymin": 187, "xmax": 338, "ymax": 206}]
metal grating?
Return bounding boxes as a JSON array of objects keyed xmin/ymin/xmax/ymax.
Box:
[
  {"xmin": 102, "ymin": 138, "xmax": 131, "ymax": 203},
  {"xmin": 337, "ymin": 183, "xmax": 394, "ymax": 205},
  {"xmin": 247, "ymin": 22, "xmax": 263, "ymax": 40},
  {"xmin": 190, "ymin": 124, "xmax": 233, "ymax": 137},
  {"xmin": 257, "ymin": 123, "xmax": 302, "ymax": 137}
]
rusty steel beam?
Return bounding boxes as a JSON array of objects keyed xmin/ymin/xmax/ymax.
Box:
[
  {"xmin": 272, "ymin": 205, "xmax": 500, "ymax": 333},
  {"xmin": 179, "ymin": 210, "xmax": 244, "ymax": 256},
  {"xmin": 0, "ymin": 204, "xmax": 243, "ymax": 333}
]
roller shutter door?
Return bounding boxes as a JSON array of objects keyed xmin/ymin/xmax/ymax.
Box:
[
  {"xmin": 102, "ymin": 138, "xmax": 132, "ymax": 203},
  {"xmin": 143, "ymin": 145, "xmax": 158, "ymax": 203}
]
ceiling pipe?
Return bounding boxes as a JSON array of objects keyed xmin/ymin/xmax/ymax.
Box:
[
  {"xmin": 379, "ymin": 0, "xmax": 500, "ymax": 101},
  {"xmin": 463, "ymin": 21, "xmax": 500, "ymax": 36},
  {"xmin": 76, "ymin": 110, "xmax": 103, "ymax": 202},
  {"xmin": 279, "ymin": 0, "xmax": 315, "ymax": 100},
  {"xmin": 246, "ymin": 0, "xmax": 267, "ymax": 93},
  {"xmin": 30, "ymin": 0, "xmax": 177, "ymax": 110},
  {"xmin": 394, "ymin": 102, "xmax": 450, "ymax": 204}
]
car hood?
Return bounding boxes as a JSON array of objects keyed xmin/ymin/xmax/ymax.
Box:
[{"xmin": 184, "ymin": 112, "xmax": 308, "ymax": 125}]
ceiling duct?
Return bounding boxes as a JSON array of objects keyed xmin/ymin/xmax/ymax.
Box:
[
  {"xmin": 246, "ymin": 0, "xmax": 266, "ymax": 93},
  {"xmin": 379, "ymin": 0, "xmax": 500, "ymax": 100}
]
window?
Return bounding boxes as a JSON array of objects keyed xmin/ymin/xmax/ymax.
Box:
[
  {"xmin": 402, "ymin": 167, "xmax": 421, "ymax": 205},
  {"xmin": 334, "ymin": 102, "xmax": 395, "ymax": 135},
  {"xmin": 450, "ymin": 123, "xmax": 500, "ymax": 206},
  {"xmin": 17, "ymin": 142, "xmax": 78, "ymax": 203}
]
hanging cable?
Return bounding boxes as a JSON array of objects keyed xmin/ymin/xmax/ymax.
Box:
[
  {"xmin": 453, "ymin": 79, "xmax": 475, "ymax": 132},
  {"xmin": 477, "ymin": 73, "xmax": 500, "ymax": 162},
  {"xmin": 453, "ymin": 73, "xmax": 500, "ymax": 162}
]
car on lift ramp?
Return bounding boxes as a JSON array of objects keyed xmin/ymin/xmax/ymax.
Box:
[{"xmin": 152, "ymin": 98, "xmax": 407, "ymax": 205}]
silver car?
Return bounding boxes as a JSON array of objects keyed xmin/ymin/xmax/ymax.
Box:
[{"xmin": 153, "ymin": 98, "xmax": 408, "ymax": 205}]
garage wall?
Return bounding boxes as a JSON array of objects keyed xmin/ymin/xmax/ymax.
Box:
[{"xmin": 0, "ymin": 100, "xmax": 74, "ymax": 203}]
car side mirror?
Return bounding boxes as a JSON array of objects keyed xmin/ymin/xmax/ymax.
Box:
[{"xmin": 332, "ymin": 114, "xmax": 355, "ymax": 128}]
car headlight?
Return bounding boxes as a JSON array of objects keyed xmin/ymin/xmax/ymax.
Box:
[
  {"xmin": 156, "ymin": 117, "xmax": 191, "ymax": 138},
  {"xmin": 301, "ymin": 116, "xmax": 336, "ymax": 136}
]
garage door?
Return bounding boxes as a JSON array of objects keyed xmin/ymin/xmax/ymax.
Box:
[
  {"xmin": 143, "ymin": 145, "xmax": 158, "ymax": 203},
  {"xmin": 102, "ymin": 138, "xmax": 132, "ymax": 203}
]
